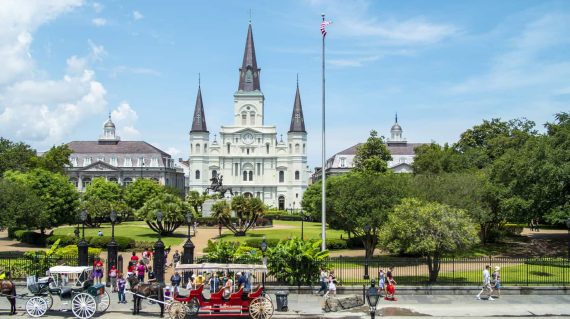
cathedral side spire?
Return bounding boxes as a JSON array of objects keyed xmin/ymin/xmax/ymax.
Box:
[
  {"xmin": 190, "ymin": 85, "xmax": 208, "ymax": 133},
  {"xmin": 288, "ymin": 81, "xmax": 306, "ymax": 133},
  {"xmin": 238, "ymin": 23, "xmax": 261, "ymax": 92}
]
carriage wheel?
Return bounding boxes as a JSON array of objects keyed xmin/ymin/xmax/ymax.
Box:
[
  {"xmin": 249, "ymin": 296, "xmax": 274, "ymax": 319},
  {"xmin": 96, "ymin": 291, "xmax": 110, "ymax": 312},
  {"xmin": 168, "ymin": 301, "xmax": 187, "ymax": 319},
  {"xmin": 26, "ymin": 296, "xmax": 48, "ymax": 318},
  {"xmin": 43, "ymin": 294, "xmax": 53, "ymax": 310},
  {"xmin": 186, "ymin": 297, "xmax": 200, "ymax": 317},
  {"xmin": 72, "ymin": 292, "xmax": 97, "ymax": 319}
]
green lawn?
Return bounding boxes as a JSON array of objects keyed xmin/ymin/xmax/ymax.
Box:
[
  {"xmin": 217, "ymin": 220, "xmax": 348, "ymax": 244},
  {"xmin": 53, "ymin": 221, "xmax": 187, "ymax": 247}
]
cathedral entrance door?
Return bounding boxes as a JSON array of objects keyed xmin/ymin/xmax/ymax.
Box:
[{"xmin": 278, "ymin": 195, "xmax": 285, "ymax": 210}]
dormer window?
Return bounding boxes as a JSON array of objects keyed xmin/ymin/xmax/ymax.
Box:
[
  {"xmin": 124, "ymin": 158, "xmax": 132, "ymax": 167},
  {"xmin": 84, "ymin": 157, "xmax": 92, "ymax": 166},
  {"xmin": 340, "ymin": 157, "xmax": 346, "ymax": 168},
  {"xmin": 70, "ymin": 157, "xmax": 78, "ymax": 167}
]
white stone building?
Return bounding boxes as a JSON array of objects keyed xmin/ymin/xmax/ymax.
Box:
[
  {"xmin": 188, "ymin": 23, "xmax": 308, "ymax": 210},
  {"xmin": 312, "ymin": 115, "xmax": 427, "ymax": 182}
]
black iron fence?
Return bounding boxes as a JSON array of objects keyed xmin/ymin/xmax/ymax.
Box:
[{"xmin": 0, "ymin": 252, "xmax": 99, "ymax": 279}]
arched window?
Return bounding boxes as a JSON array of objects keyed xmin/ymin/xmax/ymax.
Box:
[
  {"xmin": 70, "ymin": 178, "xmax": 78, "ymax": 188},
  {"xmin": 204, "ymin": 143, "xmax": 207, "ymax": 153},
  {"xmin": 250, "ymin": 112, "xmax": 255, "ymax": 125},
  {"xmin": 123, "ymin": 177, "xmax": 132, "ymax": 186},
  {"xmin": 242, "ymin": 112, "xmax": 247, "ymax": 125},
  {"xmin": 196, "ymin": 144, "xmax": 201, "ymax": 153},
  {"xmin": 243, "ymin": 171, "xmax": 248, "ymax": 181},
  {"xmin": 303, "ymin": 144, "xmax": 306, "ymax": 154},
  {"xmin": 83, "ymin": 178, "xmax": 92, "ymax": 188},
  {"xmin": 278, "ymin": 196, "xmax": 285, "ymax": 210},
  {"xmin": 266, "ymin": 143, "xmax": 270, "ymax": 154},
  {"xmin": 289, "ymin": 144, "xmax": 292, "ymax": 154},
  {"xmin": 295, "ymin": 171, "xmax": 300, "ymax": 180},
  {"xmin": 109, "ymin": 177, "xmax": 118, "ymax": 183},
  {"xmin": 279, "ymin": 171, "xmax": 284, "ymax": 183},
  {"xmin": 295, "ymin": 144, "xmax": 300, "ymax": 153},
  {"xmin": 248, "ymin": 171, "xmax": 253, "ymax": 181},
  {"xmin": 212, "ymin": 170, "xmax": 218, "ymax": 178},
  {"xmin": 195, "ymin": 170, "xmax": 201, "ymax": 180},
  {"xmin": 227, "ymin": 143, "xmax": 231, "ymax": 154}
]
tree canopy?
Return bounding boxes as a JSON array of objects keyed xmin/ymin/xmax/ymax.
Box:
[
  {"xmin": 380, "ymin": 198, "xmax": 479, "ymax": 282},
  {"xmin": 82, "ymin": 177, "xmax": 129, "ymax": 227},
  {"xmin": 123, "ymin": 178, "xmax": 166, "ymax": 210},
  {"xmin": 136, "ymin": 192, "xmax": 194, "ymax": 235},
  {"xmin": 352, "ymin": 130, "xmax": 392, "ymax": 173}
]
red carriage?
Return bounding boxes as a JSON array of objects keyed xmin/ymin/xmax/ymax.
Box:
[{"xmin": 168, "ymin": 263, "xmax": 273, "ymax": 319}]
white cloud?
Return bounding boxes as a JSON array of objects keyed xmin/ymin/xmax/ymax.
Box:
[
  {"xmin": 133, "ymin": 11, "xmax": 144, "ymax": 20},
  {"xmin": 92, "ymin": 2, "xmax": 103, "ymax": 13},
  {"xmin": 92, "ymin": 18, "xmax": 107, "ymax": 26},
  {"xmin": 111, "ymin": 102, "xmax": 140, "ymax": 139}
]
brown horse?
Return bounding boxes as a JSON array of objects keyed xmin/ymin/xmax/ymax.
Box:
[
  {"xmin": 127, "ymin": 275, "xmax": 164, "ymax": 317},
  {"xmin": 1, "ymin": 277, "xmax": 16, "ymax": 315}
]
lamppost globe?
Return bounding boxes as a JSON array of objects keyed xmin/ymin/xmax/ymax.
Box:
[
  {"xmin": 186, "ymin": 212, "xmax": 193, "ymax": 224},
  {"xmin": 260, "ymin": 239, "xmax": 267, "ymax": 253},
  {"xmin": 80, "ymin": 210, "xmax": 88, "ymax": 222},
  {"xmin": 110, "ymin": 211, "xmax": 117, "ymax": 223},
  {"xmin": 366, "ymin": 280, "xmax": 380, "ymax": 319}
]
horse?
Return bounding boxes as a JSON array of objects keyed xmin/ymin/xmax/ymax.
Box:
[
  {"xmin": 1, "ymin": 277, "xmax": 16, "ymax": 315},
  {"xmin": 218, "ymin": 186, "xmax": 233, "ymax": 197},
  {"xmin": 127, "ymin": 275, "xmax": 164, "ymax": 317}
]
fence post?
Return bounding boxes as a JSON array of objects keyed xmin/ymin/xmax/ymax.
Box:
[{"xmin": 526, "ymin": 257, "xmax": 529, "ymax": 286}]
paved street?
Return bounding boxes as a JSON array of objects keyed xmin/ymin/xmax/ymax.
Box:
[{"xmin": 2, "ymin": 288, "xmax": 569, "ymax": 318}]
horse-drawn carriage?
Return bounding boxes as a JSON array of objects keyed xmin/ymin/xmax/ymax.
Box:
[
  {"xmin": 25, "ymin": 266, "xmax": 110, "ymax": 318},
  {"xmin": 168, "ymin": 263, "xmax": 274, "ymax": 319}
]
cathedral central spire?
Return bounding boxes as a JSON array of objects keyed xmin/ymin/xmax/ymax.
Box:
[
  {"xmin": 190, "ymin": 84, "xmax": 208, "ymax": 133},
  {"xmin": 238, "ymin": 23, "xmax": 261, "ymax": 92},
  {"xmin": 289, "ymin": 81, "xmax": 306, "ymax": 133}
]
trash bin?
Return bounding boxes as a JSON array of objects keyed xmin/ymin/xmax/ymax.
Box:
[{"xmin": 274, "ymin": 291, "xmax": 289, "ymax": 312}]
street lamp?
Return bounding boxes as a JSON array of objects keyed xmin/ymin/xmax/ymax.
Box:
[
  {"xmin": 301, "ymin": 209, "xmax": 305, "ymax": 241},
  {"xmin": 153, "ymin": 211, "xmax": 165, "ymax": 283},
  {"xmin": 366, "ymin": 280, "xmax": 380, "ymax": 319},
  {"xmin": 261, "ymin": 237, "xmax": 268, "ymax": 291},
  {"xmin": 566, "ymin": 218, "xmax": 570, "ymax": 260},
  {"xmin": 183, "ymin": 212, "xmax": 195, "ymax": 284},
  {"xmin": 363, "ymin": 225, "xmax": 371, "ymax": 280},
  {"xmin": 77, "ymin": 210, "xmax": 89, "ymax": 266},
  {"xmin": 140, "ymin": 159, "xmax": 145, "ymax": 179},
  {"xmin": 107, "ymin": 210, "xmax": 118, "ymax": 287}
]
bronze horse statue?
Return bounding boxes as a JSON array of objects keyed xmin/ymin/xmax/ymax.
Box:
[
  {"xmin": 206, "ymin": 175, "xmax": 233, "ymax": 197},
  {"xmin": 127, "ymin": 275, "xmax": 164, "ymax": 317},
  {"xmin": 1, "ymin": 272, "xmax": 16, "ymax": 315}
]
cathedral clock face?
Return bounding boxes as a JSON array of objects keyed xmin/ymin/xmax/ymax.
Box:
[{"xmin": 242, "ymin": 133, "xmax": 254, "ymax": 144}]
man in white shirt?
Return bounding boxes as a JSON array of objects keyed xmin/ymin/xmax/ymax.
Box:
[{"xmin": 476, "ymin": 265, "xmax": 494, "ymax": 300}]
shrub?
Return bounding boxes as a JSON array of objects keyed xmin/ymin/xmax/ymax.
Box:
[
  {"xmin": 244, "ymin": 238, "xmax": 280, "ymax": 248},
  {"xmin": 56, "ymin": 245, "xmax": 102, "ymax": 257},
  {"xmin": 46, "ymin": 235, "xmax": 78, "ymax": 246},
  {"xmin": 13, "ymin": 230, "xmax": 46, "ymax": 246},
  {"xmin": 265, "ymin": 213, "xmax": 303, "ymax": 221},
  {"xmin": 346, "ymin": 236, "xmax": 365, "ymax": 249},
  {"xmin": 88, "ymin": 236, "xmax": 135, "ymax": 251},
  {"xmin": 502, "ymin": 224, "xmax": 524, "ymax": 236},
  {"xmin": 325, "ymin": 238, "xmax": 347, "ymax": 250}
]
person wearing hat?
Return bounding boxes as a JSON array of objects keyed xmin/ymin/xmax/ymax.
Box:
[
  {"xmin": 236, "ymin": 272, "xmax": 246, "ymax": 291},
  {"xmin": 186, "ymin": 273, "xmax": 196, "ymax": 290},
  {"xmin": 492, "ymin": 266, "xmax": 501, "ymax": 297}
]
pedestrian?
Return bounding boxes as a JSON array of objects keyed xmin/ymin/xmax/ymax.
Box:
[
  {"xmin": 534, "ymin": 218, "xmax": 540, "ymax": 232},
  {"xmin": 130, "ymin": 251, "xmax": 139, "ymax": 263},
  {"xmin": 117, "ymin": 273, "xmax": 127, "ymax": 304},
  {"xmin": 316, "ymin": 267, "xmax": 328, "ymax": 295},
  {"xmin": 142, "ymin": 249, "xmax": 149, "ymax": 265},
  {"xmin": 127, "ymin": 261, "xmax": 136, "ymax": 278},
  {"xmin": 171, "ymin": 272, "xmax": 182, "ymax": 294},
  {"xmin": 93, "ymin": 257, "xmax": 104, "ymax": 284},
  {"xmin": 172, "ymin": 250, "xmax": 181, "ymax": 267},
  {"xmin": 378, "ymin": 269, "xmax": 385, "ymax": 296},
  {"xmin": 109, "ymin": 265, "xmax": 118, "ymax": 292},
  {"xmin": 492, "ymin": 266, "xmax": 501, "ymax": 298},
  {"xmin": 147, "ymin": 266, "xmax": 156, "ymax": 282},
  {"xmin": 4, "ymin": 271, "xmax": 16, "ymax": 315},
  {"xmin": 193, "ymin": 221, "xmax": 198, "ymax": 235},
  {"xmin": 529, "ymin": 219, "xmax": 535, "ymax": 231},
  {"xmin": 136, "ymin": 260, "xmax": 146, "ymax": 282},
  {"xmin": 186, "ymin": 274, "xmax": 196, "ymax": 290},
  {"xmin": 164, "ymin": 249, "xmax": 169, "ymax": 267},
  {"xmin": 209, "ymin": 273, "xmax": 220, "ymax": 292},
  {"xmin": 223, "ymin": 274, "xmax": 233, "ymax": 298},
  {"xmin": 236, "ymin": 272, "xmax": 246, "ymax": 290},
  {"xmin": 218, "ymin": 223, "xmax": 223, "ymax": 237},
  {"xmin": 196, "ymin": 272, "xmax": 205, "ymax": 287},
  {"xmin": 476, "ymin": 265, "xmax": 494, "ymax": 300},
  {"xmin": 384, "ymin": 267, "xmax": 397, "ymax": 301},
  {"xmin": 98, "ymin": 230, "xmax": 103, "ymax": 237},
  {"xmin": 324, "ymin": 274, "xmax": 336, "ymax": 298}
]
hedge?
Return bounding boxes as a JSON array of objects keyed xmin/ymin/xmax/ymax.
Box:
[
  {"xmin": 265, "ymin": 213, "xmax": 304, "ymax": 221},
  {"xmin": 88, "ymin": 236, "xmax": 136, "ymax": 251},
  {"xmin": 13, "ymin": 230, "xmax": 46, "ymax": 246},
  {"xmin": 244, "ymin": 238, "xmax": 281, "ymax": 248}
]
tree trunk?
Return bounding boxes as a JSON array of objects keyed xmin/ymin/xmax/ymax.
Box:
[{"xmin": 426, "ymin": 255, "xmax": 441, "ymax": 283}]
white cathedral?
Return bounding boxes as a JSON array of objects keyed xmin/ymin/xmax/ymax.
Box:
[{"xmin": 188, "ymin": 23, "xmax": 308, "ymax": 211}]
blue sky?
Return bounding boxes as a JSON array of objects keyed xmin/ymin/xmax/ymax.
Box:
[{"xmin": 0, "ymin": 0, "xmax": 569, "ymax": 168}]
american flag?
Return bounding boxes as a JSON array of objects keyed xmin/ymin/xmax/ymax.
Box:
[{"xmin": 320, "ymin": 20, "xmax": 332, "ymax": 37}]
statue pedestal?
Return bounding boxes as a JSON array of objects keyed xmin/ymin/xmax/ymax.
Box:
[{"xmin": 202, "ymin": 198, "xmax": 228, "ymax": 217}]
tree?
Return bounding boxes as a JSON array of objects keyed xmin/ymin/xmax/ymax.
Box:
[
  {"xmin": 352, "ymin": 130, "xmax": 392, "ymax": 173},
  {"xmin": 267, "ymin": 238, "xmax": 328, "ymax": 285},
  {"xmin": 136, "ymin": 192, "xmax": 194, "ymax": 235},
  {"xmin": 380, "ymin": 198, "xmax": 479, "ymax": 282},
  {"xmin": 82, "ymin": 177, "xmax": 128, "ymax": 227},
  {"xmin": 0, "ymin": 178, "xmax": 44, "ymax": 230},
  {"xmin": 124, "ymin": 178, "xmax": 165, "ymax": 210},
  {"xmin": 4, "ymin": 169, "xmax": 79, "ymax": 234},
  {"xmin": 211, "ymin": 200, "xmax": 231, "ymax": 229},
  {"xmin": 204, "ymin": 241, "xmax": 261, "ymax": 263},
  {"xmin": 0, "ymin": 138, "xmax": 37, "ymax": 175},
  {"xmin": 36, "ymin": 144, "xmax": 73, "ymax": 174},
  {"xmin": 186, "ymin": 191, "xmax": 208, "ymax": 215},
  {"xmin": 328, "ymin": 172, "xmax": 409, "ymax": 257},
  {"xmin": 412, "ymin": 143, "xmax": 467, "ymax": 174}
]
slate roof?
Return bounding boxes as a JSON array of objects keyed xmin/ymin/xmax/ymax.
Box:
[
  {"xmin": 190, "ymin": 85, "xmax": 208, "ymax": 133},
  {"xmin": 238, "ymin": 23, "xmax": 261, "ymax": 92},
  {"xmin": 333, "ymin": 142, "xmax": 425, "ymax": 157},
  {"xmin": 288, "ymin": 84, "xmax": 306, "ymax": 133},
  {"xmin": 67, "ymin": 141, "xmax": 171, "ymax": 157}
]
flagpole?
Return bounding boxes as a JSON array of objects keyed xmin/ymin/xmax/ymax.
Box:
[{"xmin": 321, "ymin": 13, "xmax": 327, "ymax": 252}]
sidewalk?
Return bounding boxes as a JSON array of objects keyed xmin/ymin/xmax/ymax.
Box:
[{"xmin": 2, "ymin": 287, "xmax": 570, "ymax": 318}]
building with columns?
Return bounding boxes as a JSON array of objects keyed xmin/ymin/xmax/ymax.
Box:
[
  {"xmin": 311, "ymin": 115, "xmax": 427, "ymax": 182},
  {"xmin": 65, "ymin": 115, "xmax": 185, "ymax": 193},
  {"xmin": 188, "ymin": 23, "xmax": 309, "ymax": 210}
]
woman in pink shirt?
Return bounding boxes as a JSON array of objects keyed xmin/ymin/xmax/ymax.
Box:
[{"xmin": 136, "ymin": 260, "xmax": 147, "ymax": 282}]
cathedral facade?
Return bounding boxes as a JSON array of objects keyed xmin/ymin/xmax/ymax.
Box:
[{"xmin": 188, "ymin": 23, "xmax": 308, "ymax": 211}]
